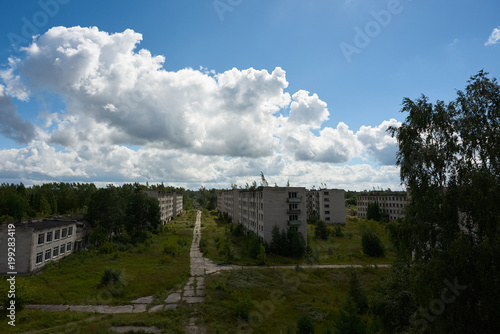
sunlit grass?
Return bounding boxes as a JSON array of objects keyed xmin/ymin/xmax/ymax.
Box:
[{"xmin": 14, "ymin": 211, "xmax": 195, "ymax": 306}]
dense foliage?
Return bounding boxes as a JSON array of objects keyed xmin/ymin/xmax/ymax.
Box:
[{"xmin": 379, "ymin": 71, "xmax": 500, "ymax": 333}]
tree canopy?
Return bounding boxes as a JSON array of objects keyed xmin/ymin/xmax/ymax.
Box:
[{"xmin": 382, "ymin": 71, "xmax": 500, "ymax": 333}]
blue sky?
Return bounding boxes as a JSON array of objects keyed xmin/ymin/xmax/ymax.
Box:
[{"xmin": 0, "ymin": 0, "xmax": 499, "ymax": 190}]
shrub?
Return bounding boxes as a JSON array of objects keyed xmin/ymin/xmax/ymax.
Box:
[
  {"xmin": 314, "ymin": 220, "xmax": 329, "ymax": 240},
  {"xmin": 256, "ymin": 244, "xmax": 267, "ymax": 265},
  {"xmin": 332, "ymin": 226, "xmax": 344, "ymax": 238},
  {"xmin": 296, "ymin": 313, "xmax": 315, "ymax": 334},
  {"xmin": 361, "ymin": 228, "xmax": 385, "ymax": 257},
  {"xmin": 225, "ymin": 290, "xmax": 252, "ymax": 320},
  {"xmin": 348, "ymin": 270, "xmax": 368, "ymax": 311},
  {"xmin": 98, "ymin": 241, "xmax": 115, "ymax": 254},
  {"xmin": 100, "ymin": 268, "xmax": 122, "ymax": 287},
  {"xmin": 164, "ymin": 244, "xmax": 179, "ymax": 257}
]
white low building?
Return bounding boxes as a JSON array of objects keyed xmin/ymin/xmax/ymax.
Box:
[{"xmin": 0, "ymin": 219, "xmax": 87, "ymax": 276}]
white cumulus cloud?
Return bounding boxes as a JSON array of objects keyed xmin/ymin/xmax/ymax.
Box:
[
  {"xmin": 0, "ymin": 26, "xmax": 403, "ymax": 189},
  {"xmin": 485, "ymin": 27, "xmax": 500, "ymax": 46}
]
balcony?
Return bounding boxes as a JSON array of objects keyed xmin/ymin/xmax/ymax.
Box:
[
  {"xmin": 287, "ymin": 209, "xmax": 301, "ymax": 214},
  {"xmin": 287, "ymin": 197, "xmax": 301, "ymax": 203},
  {"xmin": 288, "ymin": 220, "xmax": 302, "ymax": 226}
]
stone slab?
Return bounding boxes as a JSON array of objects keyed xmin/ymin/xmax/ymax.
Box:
[
  {"xmin": 27, "ymin": 304, "xmax": 69, "ymax": 311},
  {"xmin": 148, "ymin": 304, "xmax": 164, "ymax": 312},
  {"xmin": 110, "ymin": 326, "xmax": 162, "ymax": 333},
  {"xmin": 131, "ymin": 296, "xmax": 154, "ymax": 304},
  {"xmin": 133, "ymin": 304, "xmax": 147, "ymax": 313},
  {"xmin": 164, "ymin": 303, "xmax": 178, "ymax": 310},
  {"xmin": 165, "ymin": 293, "xmax": 181, "ymax": 304},
  {"xmin": 183, "ymin": 296, "xmax": 204, "ymax": 304}
]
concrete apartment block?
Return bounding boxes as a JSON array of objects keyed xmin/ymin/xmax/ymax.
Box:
[
  {"xmin": 143, "ymin": 190, "xmax": 183, "ymax": 224},
  {"xmin": 357, "ymin": 191, "xmax": 408, "ymax": 221},
  {"xmin": 306, "ymin": 189, "xmax": 346, "ymax": 224},
  {"xmin": 218, "ymin": 187, "xmax": 307, "ymax": 245},
  {"xmin": 0, "ymin": 219, "xmax": 87, "ymax": 276}
]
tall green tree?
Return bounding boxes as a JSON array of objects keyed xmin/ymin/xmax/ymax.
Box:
[{"xmin": 382, "ymin": 71, "xmax": 500, "ymax": 333}]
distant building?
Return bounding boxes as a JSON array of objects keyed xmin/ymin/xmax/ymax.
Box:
[
  {"xmin": 357, "ymin": 191, "xmax": 408, "ymax": 221},
  {"xmin": 0, "ymin": 219, "xmax": 89, "ymax": 276},
  {"xmin": 142, "ymin": 190, "xmax": 183, "ymax": 224},
  {"xmin": 306, "ymin": 189, "xmax": 346, "ymax": 224},
  {"xmin": 217, "ymin": 187, "xmax": 307, "ymax": 244}
]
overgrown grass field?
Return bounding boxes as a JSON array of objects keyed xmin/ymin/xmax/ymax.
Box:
[
  {"xmin": 5, "ymin": 211, "xmax": 195, "ymax": 306},
  {"xmin": 200, "ymin": 267, "xmax": 392, "ymax": 333}
]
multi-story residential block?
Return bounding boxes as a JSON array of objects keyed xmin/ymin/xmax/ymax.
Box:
[
  {"xmin": 218, "ymin": 187, "xmax": 307, "ymax": 244},
  {"xmin": 173, "ymin": 193, "xmax": 183, "ymax": 216},
  {"xmin": 306, "ymin": 189, "xmax": 346, "ymax": 224},
  {"xmin": 357, "ymin": 191, "xmax": 408, "ymax": 221},
  {"xmin": 0, "ymin": 219, "xmax": 89, "ymax": 276},
  {"xmin": 143, "ymin": 190, "xmax": 183, "ymax": 224}
]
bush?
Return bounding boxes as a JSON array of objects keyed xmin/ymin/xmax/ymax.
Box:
[
  {"xmin": 256, "ymin": 244, "xmax": 267, "ymax": 265},
  {"xmin": 314, "ymin": 220, "xmax": 329, "ymax": 240},
  {"xmin": 98, "ymin": 241, "xmax": 116, "ymax": 254},
  {"xmin": 296, "ymin": 313, "xmax": 315, "ymax": 334},
  {"xmin": 361, "ymin": 228, "xmax": 385, "ymax": 257},
  {"xmin": 164, "ymin": 244, "xmax": 179, "ymax": 257},
  {"xmin": 348, "ymin": 270, "xmax": 368, "ymax": 311},
  {"xmin": 100, "ymin": 268, "xmax": 122, "ymax": 287},
  {"xmin": 332, "ymin": 226, "xmax": 344, "ymax": 238},
  {"xmin": 225, "ymin": 290, "xmax": 252, "ymax": 320}
]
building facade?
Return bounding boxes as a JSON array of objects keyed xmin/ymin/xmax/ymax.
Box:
[
  {"xmin": 306, "ymin": 189, "xmax": 346, "ymax": 224},
  {"xmin": 143, "ymin": 190, "xmax": 183, "ymax": 224},
  {"xmin": 218, "ymin": 187, "xmax": 307, "ymax": 244},
  {"xmin": 0, "ymin": 219, "xmax": 88, "ymax": 276},
  {"xmin": 357, "ymin": 191, "xmax": 408, "ymax": 221}
]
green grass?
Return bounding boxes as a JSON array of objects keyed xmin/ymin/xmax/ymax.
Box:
[
  {"xmin": 306, "ymin": 217, "xmax": 395, "ymax": 265},
  {"xmin": 200, "ymin": 267, "xmax": 391, "ymax": 333},
  {"xmin": 9, "ymin": 211, "xmax": 195, "ymax": 306},
  {"xmin": 0, "ymin": 306, "xmax": 191, "ymax": 334},
  {"xmin": 201, "ymin": 211, "xmax": 394, "ymax": 266}
]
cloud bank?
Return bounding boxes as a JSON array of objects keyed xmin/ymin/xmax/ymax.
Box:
[{"xmin": 0, "ymin": 26, "xmax": 402, "ymax": 189}]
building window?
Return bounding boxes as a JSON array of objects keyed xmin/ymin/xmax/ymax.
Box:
[
  {"xmin": 324, "ymin": 191, "xmax": 329, "ymax": 195},
  {"xmin": 290, "ymin": 215, "xmax": 298, "ymax": 221},
  {"xmin": 36, "ymin": 252, "xmax": 43, "ymax": 265},
  {"xmin": 325, "ymin": 204, "xmax": 329, "ymax": 208},
  {"xmin": 68, "ymin": 226, "xmax": 73, "ymax": 236},
  {"xmin": 53, "ymin": 246, "xmax": 59, "ymax": 257},
  {"xmin": 62, "ymin": 228, "xmax": 67, "ymax": 238},
  {"xmin": 54, "ymin": 230, "xmax": 60, "ymax": 240},
  {"xmin": 45, "ymin": 249, "xmax": 51, "ymax": 261},
  {"xmin": 60, "ymin": 244, "xmax": 65, "ymax": 254},
  {"xmin": 325, "ymin": 211, "xmax": 330, "ymax": 214},
  {"xmin": 46, "ymin": 231, "xmax": 53, "ymax": 243},
  {"xmin": 326, "ymin": 217, "xmax": 331, "ymax": 221},
  {"xmin": 38, "ymin": 233, "xmax": 45, "ymax": 245},
  {"xmin": 67, "ymin": 242, "xmax": 72, "ymax": 252},
  {"xmin": 324, "ymin": 198, "xmax": 329, "ymax": 202},
  {"xmin": 288, "ymin": 192, "xmax": 297, "ymax": 198}
]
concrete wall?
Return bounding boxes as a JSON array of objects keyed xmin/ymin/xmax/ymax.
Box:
[
  {"xmin": 0, "ymin": 223, "xmax": 32, "ymax": 275},
  {"xmin": 0, "ymin": 221, "xmax": 77, "ymax": 276}
]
